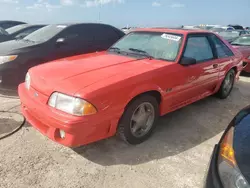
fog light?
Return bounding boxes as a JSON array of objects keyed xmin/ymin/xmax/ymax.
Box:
[{"xmin": 59, "ymin": 130, "xmax": 65, "ymax": 139}]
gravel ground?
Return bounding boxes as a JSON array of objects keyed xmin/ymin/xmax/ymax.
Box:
[{"xmin": 0, "ymin": 76, "xmax": 250, "ymax": 188}]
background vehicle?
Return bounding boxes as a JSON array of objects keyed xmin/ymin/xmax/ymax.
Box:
[
  {"xmin": 0, "ymin": 23, "xmax": 125, "ymax": 86},
  {"xmin": 0, "ymin": 20, "xmax": 26, "ymax": 29},
  {"xmin": 19, "ymin": 28, "xmax": 243, "ymax": 147},
  {"xmin": 210, "ymin": 26, "xmax": 235, "ymax": 33},
  {"xmin": 218, "ymin": 30, "xmax": 250, "ymax": 42},
  {"xmin": 205, "ymin": 105, "xmax": 250, "ymax": 188},
  {"xmin": 231, "ymin": 35, "xmax": 250, "ymax": 72},
  {"xmin": 4, "ymin": 24, "xmax": 46, "ymax": 41},
  {"xmin": 0, "ymin": 24, "xmax": 46, "ymax": 43},
  {"xmin": 121, "ymin": 26, "xmax": 137, "ymax": 34},
  {"xmin": 228, "ymin": 24, "xmax": 244, "ymax": 30}
]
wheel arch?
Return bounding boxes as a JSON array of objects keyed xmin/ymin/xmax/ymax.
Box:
[{"xmin": 125, "ymin": 90, "xmax": 162, "ymax": 109}]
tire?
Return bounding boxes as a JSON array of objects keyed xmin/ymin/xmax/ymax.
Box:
[
  {"xmin": 118, "ymin": 95, "xmax": 159, "ymax": 145},
  {"xmin": 216, "ymin": 69, "xmax": 235, "ymax": 99}
]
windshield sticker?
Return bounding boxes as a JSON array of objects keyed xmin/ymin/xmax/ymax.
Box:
[
  {"xmin": 161, "ymin": 34, "xmax": 181, "ymax": 41},
  {"xmin": 57, "ymin": 25, "xmax": 67, "ymax": 28}
]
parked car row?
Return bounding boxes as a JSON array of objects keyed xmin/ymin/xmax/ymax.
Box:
[
  {"xmin": 0, "ymin": 20, "xmax": 26, "ymax": 29},
  {"xmin": 2, "ymin": 20, "xmax": 250, "ymax": 187},
  {"xmin": 0, "ymin": 24, "xmax": 46, "ymax": 43},
  {"xmin": 0, "ymin": 23, "xmax": 125, "ymax": 86}
]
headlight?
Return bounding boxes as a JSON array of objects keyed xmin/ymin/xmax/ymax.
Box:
[
  {"xmin": 48, "ymin": 92, "xmax": 97, "ymax": 116},
  {"xmin": 25, "ymin": 72, "xmax": 30, "ymax": 90},
  {"xmin": 0, "ymin": 55, "xmax": 17, "ymax": 64},
  {"xmin": 218, "ymin": 127, "xmax": 250, "ymax": 188}
]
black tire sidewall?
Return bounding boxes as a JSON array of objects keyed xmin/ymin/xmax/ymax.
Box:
[
  {"xmin": 218, "ymin": 69, "xmax": 235, "ymax": 99},
  {"xmin": 118, "ymin": 95, "xmax": 159, "ymax": 145}
]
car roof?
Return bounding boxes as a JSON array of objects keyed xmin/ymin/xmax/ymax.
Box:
[
  {"xmin": 0, "ymin": 20, "xmax": 26, "ymax": 24},
  {"xmin": 52, "ymin": 23, "xmax": 117, "ymax": 27},
  {"xmin": 8, "ymin": 24, "xmax": 46, "ymax": 28},
  {"xmin": 133, "ymin": 28, "xmax": 212, "ymax": 35}
]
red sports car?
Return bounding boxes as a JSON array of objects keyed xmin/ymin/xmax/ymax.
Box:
[
  {"xmin": 231, "ymin": 35, "xmax": 250, "ymax": 72},
  {"xmin": 18, "ymin": 28, "xmax": 244, "ymax": 147}
]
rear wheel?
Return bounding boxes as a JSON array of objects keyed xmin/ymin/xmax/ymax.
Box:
[
  {"xmin": 216, "ymin": 69, "xmax": 235, "ymax": 99},
  {"xmin": 118, "ymin": 95, "xmax": 159, "ymax": 145}
]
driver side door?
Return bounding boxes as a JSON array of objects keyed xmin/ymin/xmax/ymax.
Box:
[{"xmin": 169, "ymin": 34, "xmax": 220, "ymax": 109}]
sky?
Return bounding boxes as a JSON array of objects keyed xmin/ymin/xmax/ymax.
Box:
[{"xmin": 1, "ymin": 0, "xmax": 250, "ymax": 28}]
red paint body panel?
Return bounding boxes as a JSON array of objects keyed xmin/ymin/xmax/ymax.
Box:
[{"xmin": 18, "ymin": 29, "xmax": 244, "ymax": 147}]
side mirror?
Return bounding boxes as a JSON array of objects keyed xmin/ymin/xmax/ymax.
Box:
[
  {"xmin": 179, "ymin": 57, "xmax": 197, "ymax": 66},
  {"xmin": 56, "ymin": 38, "xmax": 66, "ymax": 47}
]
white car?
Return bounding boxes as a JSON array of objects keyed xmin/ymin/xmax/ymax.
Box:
[{"xmin": 209, "ymin": 26, "xmax": 235, "ymax": 33}]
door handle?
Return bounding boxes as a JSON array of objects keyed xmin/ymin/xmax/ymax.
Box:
[{"xmin": 213, "ymin": 64, "xmax": 218, "ymax": 68}]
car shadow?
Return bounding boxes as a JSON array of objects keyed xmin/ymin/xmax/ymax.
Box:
[
  {"xmin": 0, "ymin": 84, "xmax": 18, "ymax": 98},
  {"xmin": 240, "ymin": 71, "xmax": 250, "ymax": 77},
  {"xmin": 73, "ymin": 80, "xmax": 250, "ymax": 166}
]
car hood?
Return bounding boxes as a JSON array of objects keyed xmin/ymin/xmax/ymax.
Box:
[
  {"xmin": 232, "ymin": 45, "xmax": 250, "ymax": 57},
  {"xmin": 0, "ymin": 39, "xmax": 40, "ymax": 54},
  {"xmin": 29, "ymin": 52, "xmax": 161, "ymax": 96}
]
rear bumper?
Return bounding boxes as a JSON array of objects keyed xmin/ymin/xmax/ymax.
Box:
[
  {"xmin": 18, "ymin": 83, "xmax": 114, "ymax": 147},
  {"xmin": 204, "ymin": 145, "xmax": 222, "ymax": 188}
]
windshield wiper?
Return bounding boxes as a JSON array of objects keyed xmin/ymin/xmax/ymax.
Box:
[
  {"xmin": 109, "ymin": 47, "xmax": 121, "ymax": 52},
  {"xmin": 128, "ymin": 48, "xmax": 154, "ymax": 59}
]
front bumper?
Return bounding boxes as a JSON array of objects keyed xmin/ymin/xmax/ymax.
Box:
[
  {"xmin": 205, "ymin": 145, "xmax": 222, "ymax": 188},
  {"xmin": 0, "ymin": 60, "xmax": 23, "ymax": 85},
  {"xmin": 18, "ymin": 83, "xmax": 113, "ymax": 147}
]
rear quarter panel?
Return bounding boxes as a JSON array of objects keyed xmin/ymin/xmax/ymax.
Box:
[{"xmin": 216, "ymin": 34, "xmax": 243, "ymax": 79}]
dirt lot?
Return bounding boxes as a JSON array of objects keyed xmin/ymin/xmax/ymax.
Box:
[{"xmin": 0, "ymin": 76, "xmax": 250, "ymax": 188}]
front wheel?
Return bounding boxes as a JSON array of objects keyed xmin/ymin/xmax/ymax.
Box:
[
  {"xmin": 118, "ymin": 95, "xmax": 159, "ymax": 145},
  {"xmin": 216, "ymin": 69, "xmax": 235, "ymax": 99}
]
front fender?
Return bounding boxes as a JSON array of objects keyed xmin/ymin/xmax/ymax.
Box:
[{"xmin": 126, "ymin": 83, "xmax": 164, "ymax": 104}]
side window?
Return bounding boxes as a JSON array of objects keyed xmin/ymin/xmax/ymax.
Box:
[
  {"xmin": 210, "ymin": 35, "xmax": 234, "ymax": 58},
  {"xmin": 59, "ymin": 25, "xmax": 94, "ymax": 42},
  {"xmin": 183, "ymin": 36, "xmax": 214, "ymax": 62},
  {"xmin": 59, "ymin": 26, "xmax": 79, "ymax": 40}
]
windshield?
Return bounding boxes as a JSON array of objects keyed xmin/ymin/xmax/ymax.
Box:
[
  {"xmin": 23, "ymin": 25, "xmax": 67, "ymax": 42},
  {"xmin": 109, "ymin": 32, "xmax": 183, "ymax": 61},
  {"xmin": 6, "ymin": 24, "xmax": 28, "ymax": 34},
  {"xmin": 218, "ymin": 31, "xmax": 240, "ymax": 39},
  {"xmin": 231, "ymin": 36, "xmax": 250, "ymax": 46},
  {"xmin": 210, "ymin": 27, "xmax": 225, "ymax": 32}
]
